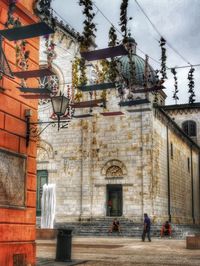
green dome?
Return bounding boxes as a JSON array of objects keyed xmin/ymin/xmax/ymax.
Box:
[{"xmin": 119, "ymin": 54, "xmax": 156, "ymax": 86}]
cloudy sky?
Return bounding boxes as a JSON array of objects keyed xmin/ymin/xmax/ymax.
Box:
[{"xmin": 52, "ymin": 0, "xmax": 200, "ymax": 105}]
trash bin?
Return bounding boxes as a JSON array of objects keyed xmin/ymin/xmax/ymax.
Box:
[{"xmin": 55, "ymin": 228, "xmax": 72, "ymax": 262}]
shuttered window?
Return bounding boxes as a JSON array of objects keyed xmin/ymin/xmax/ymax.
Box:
[{"xmin": 182, "ymin": 121, "xmax": 197, "ymax": 137}]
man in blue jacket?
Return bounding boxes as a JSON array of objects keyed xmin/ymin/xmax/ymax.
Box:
[{"xmin": 142, "ymin": 213, "xmax": 151, "ymax": 242}]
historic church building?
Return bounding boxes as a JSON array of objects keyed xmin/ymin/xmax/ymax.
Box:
[{"xmin": 35, "ymin": 10, "xmax": 200, "ymax": 225}]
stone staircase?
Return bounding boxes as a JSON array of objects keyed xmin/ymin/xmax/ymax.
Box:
[{"xmin": 54, "ymin": 217, "xmax": 200, "ymax": 239}]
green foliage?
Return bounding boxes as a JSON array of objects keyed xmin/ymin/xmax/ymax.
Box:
[
  {"xmin": 15, "ymin": 40, "xmax": 30, "ymax": 70},
  {"xmin": 79, "ymin": 0, "xmax": 97, "ymax": 51},
  {"xmin": 171, "ymin": 68, "xmax": 179, "ymax": 103},
  {"xmin": 108, "ymin": 59, "xmax": 118, "ymax": 83},
  {"xmin": 160, "ymin": 37, "xmax": 167, "ymax": 81},
  {"xmin": 108, "ymin": 26, "xmax": 117, "ymax": 47},
  {"xmin": 94, "ymin": 60, "xmax": 109, "ymax": 83},
  {"xmin": 5, "ymin": 2, "xmax": 22, "ymax": 28},
  {"xmin": 79, "ymin": 57, "xmax": 87, "ymax": 85},
  {"xmin": 188, "ymin": 67, "xmax": 195, "ymax": 104},
  {"xmin": 119, "ymin": 0, "xmax": 129, "ymax": 40}
]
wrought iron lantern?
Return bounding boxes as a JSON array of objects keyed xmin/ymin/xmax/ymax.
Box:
[
  {"xmin": 25, "ymin": 94, "xmax": 70, "ymax": 146},
  {"xmin": 51, "ymin": 94, "xmax": 70, "ymax": 130}
]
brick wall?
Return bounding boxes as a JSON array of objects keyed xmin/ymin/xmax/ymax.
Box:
[{"xmin": 0, "ymin": 1, "xmax": 39, "ymax": 265}]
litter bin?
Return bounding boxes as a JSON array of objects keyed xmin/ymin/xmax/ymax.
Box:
[{"xmin": 55, "ymin": 228, "xmax": 72, "ymax": 262}]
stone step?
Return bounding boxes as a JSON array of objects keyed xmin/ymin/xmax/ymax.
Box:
[{"xmin": 54, "ymin": 218, "xmax": 200, "ymax": 239}]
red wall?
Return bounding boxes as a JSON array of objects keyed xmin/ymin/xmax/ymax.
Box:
[{"xmin": 0, "ymin": 1, "xmax": 39, "ymax": 265}]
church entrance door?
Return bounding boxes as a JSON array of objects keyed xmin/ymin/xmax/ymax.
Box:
[{"xmin": 107, "ymin": 184, "xmax": 122, "ymax": 216}]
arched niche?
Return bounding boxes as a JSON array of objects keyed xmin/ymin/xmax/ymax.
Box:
[
  {"xmin": 101, "ymin": 159, "xmax": 127, "ymax": 178},
  {"xmin": 37, "ymin": 140, "xmax": 54, "ymax": 161}
]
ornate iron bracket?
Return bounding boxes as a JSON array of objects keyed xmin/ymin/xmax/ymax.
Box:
[{"xmin": 25, "ymin": 111, "xmax": 70, "ymax": 147}]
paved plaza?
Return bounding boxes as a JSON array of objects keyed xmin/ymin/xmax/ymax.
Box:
[{"xmin": 36, "ymin": 237, "xmax": 200, "ymax": 266}]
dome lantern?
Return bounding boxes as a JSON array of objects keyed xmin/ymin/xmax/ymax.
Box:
[{"xmin": 123, "ymin": 36, "xmax": 137, "ymax": 54}]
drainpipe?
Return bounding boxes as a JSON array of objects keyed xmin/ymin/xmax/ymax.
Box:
[
  {"xmin": 140, "ymin": 108, "xmax": 144, "ymax": 220},
  {"xmin": 166, "ymin": 125, "xmax": 171, "ymax": 222},
  {"xmin": 199, "ymin": 151, "xmax": 200, "ymax": 222},
  {"xmin": 79, "ymin": 120, "xmax": 83, "ymax": 220},
  {"xmin": 191, "ymin": 147, "xmax": 195, "ymax": 224}
]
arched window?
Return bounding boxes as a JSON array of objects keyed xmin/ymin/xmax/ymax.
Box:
[{"xmin": 182, "ymin": 120, "xmax": 197, "ymax": 137}]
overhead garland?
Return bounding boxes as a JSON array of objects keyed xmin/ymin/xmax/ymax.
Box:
[
  {"xmin": 119, "ymin": 0, "xmax": 129, "ymax": 42},
  {"xmin": 108, "ymin": 26, "xmax": 118, "ymax": 83},
  {"xmin": 188, "ymin": 67, "xmax": 195, "ymax": 104},
  {"xmin": 171, "ymin": 68, "xmax": 179, "ymax": 104},
  {"xmin": 153, "ymin": 70, "xmax": 160, "ymax": 104},
  {"xmin": 72, "ymin": 57, "xmax": 82, "ymax": 102},
  {"xmin": 5, "ymin": 0, "xmax": 21, "ymax": 28},
  {"xmin": 94, "ymin": 60, "xmax": 110, "ymax": 108},
  {"xmin": 44, "ymin": 34, "xmax": 56, "ymax": 69},
  {"xmin": 36, "ymin": 0, "xmax": 52, "ymax": 18},
  {"xmin": 15, "ymin": 40, "xmax": 30, "ymax": 69},
  {"xmin": 119, "ymin": 0, "xmax": 135, "ymax": 97},
  {"xmin": 78, "ymin": 0, "xmax": 97, "ymax": 97},
  {"xmin": 79, "ymin": 57, "xmax": 87, "ymax": 85},
  {"xmin": 108, "ymin": 26, "xmax": 117, "ymax": 47},
  {"xmin": 159, "ymin": 37, "xmax": 167, "ymax": 83},
  {"xmin": 78, "ymin": 0, "xmax": 97, "ymax": 51}
]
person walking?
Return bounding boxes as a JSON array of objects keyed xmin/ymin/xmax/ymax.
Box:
[{"xmin": 142, "ymin": 213, "xmax": 151, "ymax": 242}]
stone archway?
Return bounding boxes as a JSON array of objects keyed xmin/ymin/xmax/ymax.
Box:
[
  {"xmin": 101, "ymin": 159, "xmax": 127, "ymax": 217},
  {"xmin": 37, "ymin": 140, "xmax": 54, "ymax": 162}
]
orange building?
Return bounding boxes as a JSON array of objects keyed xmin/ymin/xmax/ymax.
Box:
[{"xmin": 0, "ymin": 1, "xmax": 39, "ymax": 265}]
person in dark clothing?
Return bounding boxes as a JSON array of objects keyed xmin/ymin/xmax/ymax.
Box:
[
  {"xmin": 109, "ymin": 218, "xmax": 121, "ymax": 233},
  {"xmin": 142, "ymin": 213, "xmax": 151, "ymax": 242}
]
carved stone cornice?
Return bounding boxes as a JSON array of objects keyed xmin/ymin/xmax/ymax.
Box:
[{"xmin": 161, "ymin": 102, "xmax": 200, "ymax": 116}]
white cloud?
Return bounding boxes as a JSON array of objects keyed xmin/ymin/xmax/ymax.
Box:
[{"xmin": 52, "ymin": 0, "xmax": 200, "ymax": 104}]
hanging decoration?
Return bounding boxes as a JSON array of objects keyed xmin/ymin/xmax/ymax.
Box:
[
  {"xmin": 119, "ymin": 0, "xmax": 129, "ymax": 42},
  {"xmin": 78, "ymin": 0, "xmax": 97, "ymax": 51},
  {"xmin": 128, "ymin": 49, "xmax": 136, "ymax": 88},
  {"xmin": 72, "ymin": 57, "xmax": 82, "ymax": 102},
  {"xmin": 159, "ymin": 37, "xmax": 167, "ymax": 82},
  {"xmin": 72, "ymin": 57, "xmax": 80, "ymax": 89},
  {"xmin": 108, "ymin": 26, "xmax": 119, "ymax": 83},
  {"xmin": 44, "ymin": 34, "xmax": 56, "ymax": 69},
  {"xmin": 153, "ymin": 70, "xmax": 160, "ymax": 104},
  {"xmin": 95, "ymin": 60, "xmax": 109, "ymax": 84},
  {"xmin": 188, "ymin": 67, "xmax": 195, "ymax": 104},
  {"xmin": 37, "ymin": 34, "xmax": 57, "ymax": 105},
  {"xmin": 79, "ymin": 57, "xmax": 87, "ymax": 85},
  {"xmin": 95, "ymin": 60, "xmax": 110, "ymax": 108},
  {"xmin": 77, "ymin": 0, "xmax": 97, "ymax": 108},
  {"xmin": 15, "ymin": 40, "xmax": 30, "ymax": 70},
  {"xmin": 63, "ymin": 85, "xmax": 75, "ymax": 120},
  {"xmin": 15, "ymin": 40, "xmax": 30, "ymax": 88},
  {"xmin": 36, "ymin": 0, "xmax": 52, "ymax": 18},
  {"xmin": 108, "ymin": 26, "xmax": 117, "ymax": 47},
  {"xmin": 171, "ymin": 68, "xmax": 179, "ymax": 104},
  {"xmin": 5, "ymin": 0, "xmax": 21, "ymax": 28}
]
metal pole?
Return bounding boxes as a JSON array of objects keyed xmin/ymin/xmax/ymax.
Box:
[
  {"xmin": 166, "ymin": 126, "xmax": 171, "ymax": 222},
  {"xmin": 191, "ymin": 148, "xmax": 195, "ymax": 224}
]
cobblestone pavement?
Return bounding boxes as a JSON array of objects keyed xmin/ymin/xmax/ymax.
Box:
[{"xmin": 37, "ymin": 237, "xmax": 200, "ymax": 266}]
